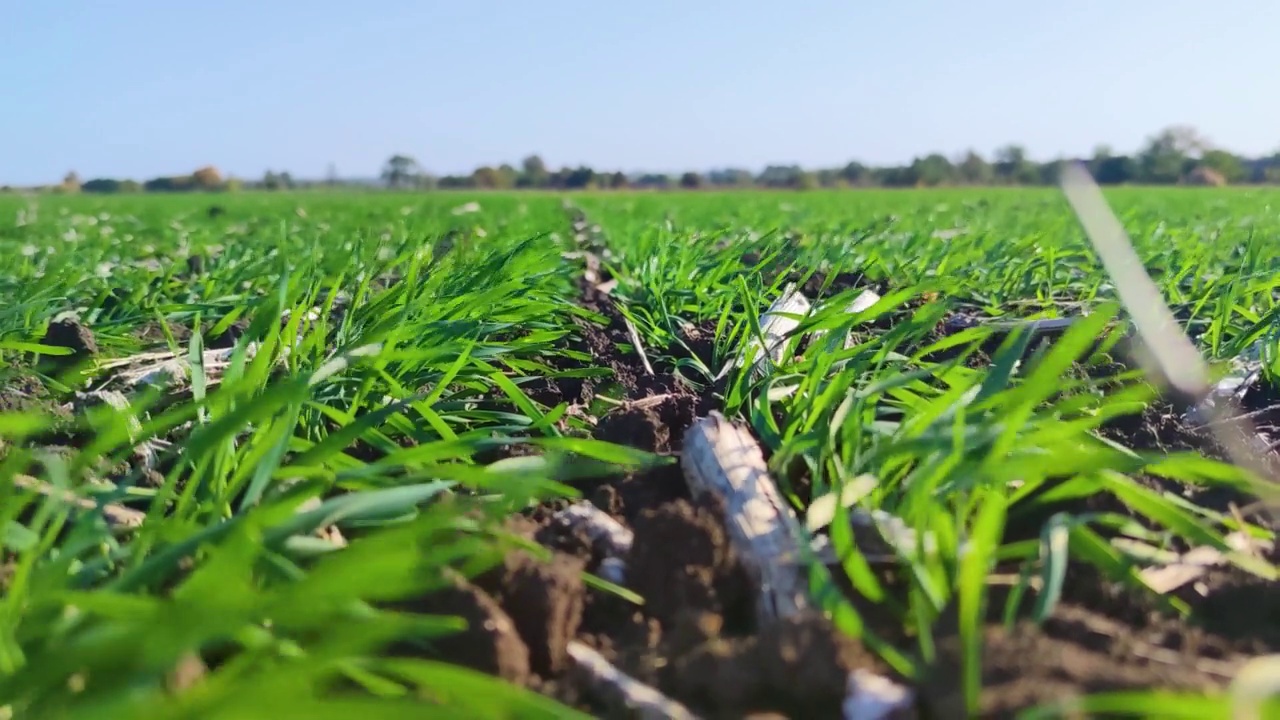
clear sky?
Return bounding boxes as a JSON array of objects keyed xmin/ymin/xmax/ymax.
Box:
[{"xmin": 4, "ymin": 1, "xmax": 1278, "ymax": 185}]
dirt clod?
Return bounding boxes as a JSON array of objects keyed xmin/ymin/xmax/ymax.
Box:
[
  {"xmin": 922, "ymin": 619, "xmax": 1223, "ymax": 719},
  {"xmin": 403, "ymin": 574, "xmax": 531, "ymax": 684},
  {"xmin": 207, "ymin": 317, "xmax": 250, "ymax": 349},
  {"xmin": 594, "ymin": 394, "xmax": 701, "ymax": 454},
  {"xmin": 42, "ymin": 318, "xmax": 97, "ymax": 358},
  {"xmin": 595, "ymin": 405, "xmax": 669, "ymax": 453},
  {"xmin": 0, "ymin": 373, "xmax": 51, "ymax": 414},
  {"xmin": 628, "ymin": 498, "xmax": 754, "ymax": 633},
  {"xmin": 670, "ymin": 612, "xmax": 881, "ymax": 719},
  {"xmin": 481, "ymin": 553, "xmax": 587, "ymax": 677}
]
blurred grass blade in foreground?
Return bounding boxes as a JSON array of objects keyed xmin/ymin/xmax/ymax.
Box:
[{"xmin": 1059, "ymin": 161, "xmax": 1280, "ymax": 505}]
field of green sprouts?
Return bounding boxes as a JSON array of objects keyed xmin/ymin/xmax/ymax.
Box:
[{"xmin": 0, "ymin": 187, "xmax": 1277, "ymax": 718}]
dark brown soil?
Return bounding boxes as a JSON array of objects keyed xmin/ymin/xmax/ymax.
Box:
[
  {"xmin": 921, "ymin": 616, "xmax": 1226, "ymax": 719},
  {"xmin": 595, "ymin": 394, "xmax": 700, "ymax": 454},
  {"xmin": 397, "ymin": 572, "xmax": 532, "ymax": 685},
  {"xmin": 587, "ymin": 461, "xmax": 688, "ymax": 524},
  {"xmin": 670, "ymin": 612, "xmax": 894, "ymax": 719},
  {"xmin": 133, "ymin": 321, "xmax": 193, "ymax": 345},
  {"xmin": 42, "ymin": 318, "xmax": 97, "ymax": 359},
  {"xmin": 0, "ymin": 372, "xmax": 53, "ymax": 414},
  {"xmin": 0, "ymin": 372, "xmax": 76, "ymax": 445},
  {"xmin": 207, "ymin": 317, "xmax": 251, "ymax": 349},
  {"xmin": 627, "ymin": 497, "xmax": 755, "ymax": 632},
  {"xmin": 395, "ymin": 212, "xmax": 1280, "ymax": 718},
  {"xmin": 476, "ymin": 552, "xmax": 587, "ymax": 677},
  {"xmin": 670, "ymin": 319, "xmax": 719, "ymax": 372}
]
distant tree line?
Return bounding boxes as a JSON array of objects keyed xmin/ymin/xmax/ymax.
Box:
[
  {"xmin": 374, "ymin": 126, "xmax": 1279, "ymax": 190},
  {"xmin": 19, "ymin": 125, "xmax": 1280, "ymax": 195}
]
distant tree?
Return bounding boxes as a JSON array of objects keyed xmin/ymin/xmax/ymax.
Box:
[
  {"xmin": 437, "ymin": 175, "xmax": 472, "ymax": 189},
  {"xmin": 381, "ymin": 154, "xmax": 422, "ymax": 189},
  {"xmin": 61, "ymin": 171, "xmax": 82, "ymax": 193},
  {"xmin": 1037, "ymin": 159, "xmax": 1066, "ymax": 185},
  {"xmin": 496, "ymin": 164, "xmax": 518, "ymax": 189},
  {"xmin": 1256, "ymin": 153, "xmax": 1280, "ymax": 184},
  {"xmin": 1088, "ymin": 145, "xmax": 1113, "ymax": 179},
  {"xmin": 472, "ymin": 166, "xmax": 500, "ymax": 189},
  {"xmin": 1094, "ymin": 155, "xmax": 1137, "ymax": 185},
  {"xmin": 793, "ymin": 170, "xmax": 819, "ymax": 190},
  {"xmin": 1184, "ymin": 166, "xmax": 1227, "ymax": 187},
  {"xmin": 757, "ymin": 165, "xmax": 805, "ymax": 188},
  {"xmin": 816, "ymin": 169, "xmax": 842, "ymax": 188},
  {"xmin": 840, "ymin": 161, "xmax": 871, "ymax": 186},
  {"xmin": 326, "ymin": 163, "xmax": 338, "ymax": 187},
  {"xmin": 633, "ymin": 174, "xmax": 672, "ymax": 189},
  {"xmin": 1138, "ymin": 126, "xmax": 1206, "ymax": 184},
  {"xmin": 956, "ymin": 151, "xmax": 993, "ymax": 185},
  {"xmin": 561, "ymin": 166, "xmax": 596, "ymax": 190},
  {"xmin": 82, "ymin": 178, "xmax": 122, "ymax": 193},
  {"xmin": 874, "ymin": 166, "xmax": 914, "ymax": 187},
  {"xmin": 707, "ymin": 168, "xmax": 754, "ymax": 187},
  {"xmin": 518, "ymin": 154, "xmax": 549, "ymax": 188},
  {"xmin": 144, "ymin": 176, "xmax": 194, "ymax": 192},
  {"xmin": 1198, "ymin": 149, "xmax": 1244, "ymax": 184},
  {"xmin": 261, "ymin": 171, "xmax": 297, "ymax": 190},
  {"xmin": 910, "ymin": 153, "xmax": 955, "ymax": 186},
  {"xmin": 608, "ymin": 171, "xmax": 628, "ymax": 189},
  {"xmin": 994, "ymin": 145, "xmax": 1038, "ymax": 184},
  {"xmin": 191, "ymin": 166, "xmax": 224, "ymax": 190},
  {"xmin": 679, "ymin": 171, "xmax": 704, "ymax": 189}
]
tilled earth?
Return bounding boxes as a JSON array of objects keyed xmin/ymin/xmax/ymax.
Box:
[
  {"xmin": 400, "ymin": 264, "xmax": 1280, "ymax": 719},
  {"xmin": 10, "ymin": 240, "xmax": 1279, "ymax": 719}
]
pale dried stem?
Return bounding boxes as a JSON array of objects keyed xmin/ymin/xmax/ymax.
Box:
[
  {"xmin": 567, "ymin": 641, "xmax": 702, "ymax": 720},
  {"xmin": 1139, "ymin": 530, "xmax": 1273, "ymax": 594},
  {"xmin": 679, "ymin": 412, "xmax": 915, "ymax": 718},
  {"xmin": 623, "ymin": 315, "xmax": 655, "ymax": 376},
  {"xmin": 94, "ymin": 343, "xmax": 264, "ymax": 394},
  {"xmin": 718, "ymin": 285, "xmax": 811, "ymax": 381},
  {"xmin": 680, "ymin": 411, "xmax": 811, "ymax": 621},
  {"xmin": 552, "ymin": 502, "xmax": 633, "ymax": 584},
  {"xmin": 813, "ymin": 289, "xmax": 882, "ymax": 351},
  {"xmin": 11, "ymin": 474, "xmax": 145, "ymax": 529}
]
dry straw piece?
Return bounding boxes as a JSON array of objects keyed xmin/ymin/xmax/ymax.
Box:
[
  {"xmin": 566, "ymin": 641, "xmax": 702, "ymax": 720},
  {"xmin": 679, "ymin": 412, "xmax": 915, "ymax": 720},
  {"xmin": 11, "ymin": 474, "xmax": 144, "ymax": 529},
  {"xmin": 94, "ymin": 343, "xmax": 263, "ymax": 394},
  {"xmin": 718, "ymin": 285, "xmax": 812, "ymax": 382},
  {"xmin": 680, "ymin": 411, "xmax": 812, "ymax": 621},
  {"xmin": 551, "ymin": 502, "xmax": 634, "ymax": 584}
]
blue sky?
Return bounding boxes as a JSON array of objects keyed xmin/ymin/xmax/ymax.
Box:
[{"xmin": 4, "ymin": 1, "xmax": 1277, "ymax": 185}]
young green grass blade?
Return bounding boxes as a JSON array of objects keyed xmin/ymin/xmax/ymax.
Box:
[{"xmin": 958, "ymin": 491, "xmax": 1007, "ymax": 716}]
